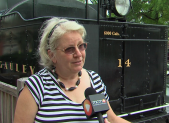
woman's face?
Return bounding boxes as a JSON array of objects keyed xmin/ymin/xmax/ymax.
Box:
[{"xmin": 54, "ymin": 31, "xmax": 86, "ymax": 73}]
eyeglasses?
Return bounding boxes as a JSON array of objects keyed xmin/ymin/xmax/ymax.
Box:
[{"xmin": 56, "ymin": 43, "xmax": 87, "ymax": 55}]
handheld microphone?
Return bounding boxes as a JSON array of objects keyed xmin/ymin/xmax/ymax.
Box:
[{"xmin": 82, "ymin": 87, "xmax": 109, "ymax": 123}]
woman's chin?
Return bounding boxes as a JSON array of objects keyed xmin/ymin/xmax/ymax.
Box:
[{"xmin": 72, "ymin": 66, "xmax": 83, "ymax": 73}]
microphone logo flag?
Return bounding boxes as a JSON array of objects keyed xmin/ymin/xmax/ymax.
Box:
[
  {"xmin": 83, "ymin": 99, "xmax": 93, "ymax": 116},
  {"xmin": 85, "ymin": 104, "xmax": 90, "ymax": 112}
]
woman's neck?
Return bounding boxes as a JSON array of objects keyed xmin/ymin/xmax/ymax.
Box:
[{"xmin": 55, "ymin": 69, "xmax": 83, "ymax": 85}]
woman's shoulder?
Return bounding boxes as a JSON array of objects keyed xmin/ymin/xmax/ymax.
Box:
[
  {"xmin": 26, "ymin": 68, "xmax": 51, "ymax": 84},
  {"xmin": 84, "ymin": 69, "xmax": 100, "ymax": 79},
  {"xmin": 83, "ymin": 69, "xmax": 102, "ymax": 86},
  {"xmin": 84, "ymin": 69, "xmax": 97, "ymax": 75},
  {"xmin": 28, "ymin": 68, "xmax": 48, "ymax": 77}
]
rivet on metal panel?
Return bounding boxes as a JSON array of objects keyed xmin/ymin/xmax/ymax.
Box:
[
  {"xmin": 124, "ymin": 24, "xmax": 128, "ymax": 28},
  {"xmin": 139, "ymin": 99, "xmax": 144, "ymax": 118},
  {"xmin": 157, "ymin": 95, "xmax": 162, "ymax": 106},
  {"xmin": 139, "ymin": 99, "xmax": 143, "ymax": 107}
]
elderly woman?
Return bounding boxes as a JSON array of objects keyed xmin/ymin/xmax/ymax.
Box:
[{"xmin": 14, "ymin": 17, "xmax": 130, "ymax": 123}]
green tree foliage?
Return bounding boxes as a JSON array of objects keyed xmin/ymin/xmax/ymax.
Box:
[{"xmin": 127, "ymin": 0, "xmax": 169, "ymax": 25}]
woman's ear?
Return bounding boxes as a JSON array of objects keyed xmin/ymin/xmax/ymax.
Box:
[{"xmin": 47, "ymin": 50, "xmax": 57, "ymax": 63}]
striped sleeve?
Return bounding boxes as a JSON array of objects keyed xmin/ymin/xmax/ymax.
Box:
[
  {"xmin": 25, "ymin": 74, "xmax": 44, "ymax": 107},
  {"xmin": 88, "ymin": 70, "xmax": 109, "ymax": 101}
]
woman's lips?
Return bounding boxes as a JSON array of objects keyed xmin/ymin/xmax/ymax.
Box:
[{"xmin": 73, "ymin": 60, "xmax": 82, "ymax": 65}]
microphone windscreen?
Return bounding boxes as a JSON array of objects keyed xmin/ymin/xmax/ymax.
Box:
[{"xmin": 85, "ymin": 87, "xmax": 97, "ymax": 98}]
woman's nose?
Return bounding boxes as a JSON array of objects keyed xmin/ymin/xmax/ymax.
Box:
[{"xmin": 73, "ymin": 47, "xmax": 82, "ymax": 57}]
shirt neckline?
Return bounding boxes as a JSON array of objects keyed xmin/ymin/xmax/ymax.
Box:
[{"xmin": 47, "ymin": 69, "xmax": 91, "ymax": 105}]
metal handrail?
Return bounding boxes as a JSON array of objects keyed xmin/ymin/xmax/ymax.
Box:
[{"xmin": 118, "ymin": 103, "xmax": 169, "ymax": 117}]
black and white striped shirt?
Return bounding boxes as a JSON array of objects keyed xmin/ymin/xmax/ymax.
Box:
[{"xmin": 25, "ymin": 68, "xmax": 109, "ymax": 123}]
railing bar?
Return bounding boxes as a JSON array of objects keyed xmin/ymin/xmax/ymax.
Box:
[
  {"xmin": 11, "ymin": 96, "xmax": 14, "ymax": 123},
  {"xmin": 4, "ymin": 92, "xmax": 6, "ymax": 123},
  {"xmin": 6, "ymin": 93, "xmax": 11, "ymax": 123},
  {"xmin": 118, "ymin": 103, "xmax": 169, "ymax": 117},
  {"xmin": 0, "ymin": 91, "xmax": 3, "ymax": 123}
]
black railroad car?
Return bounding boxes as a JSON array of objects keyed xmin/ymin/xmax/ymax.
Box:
[{"xmin": 0, "ymin": 0, "xmax": 169, "ymax": 122}]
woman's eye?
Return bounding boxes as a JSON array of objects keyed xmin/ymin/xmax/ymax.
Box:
[{"xmin": 65, "ymin": 47, "xmax": 75, "ymax": 54}]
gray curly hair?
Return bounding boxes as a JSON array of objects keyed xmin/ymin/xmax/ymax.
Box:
[{"xmin": 38, "ymin": 17, "xmax": 87, "ymax": 70}]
